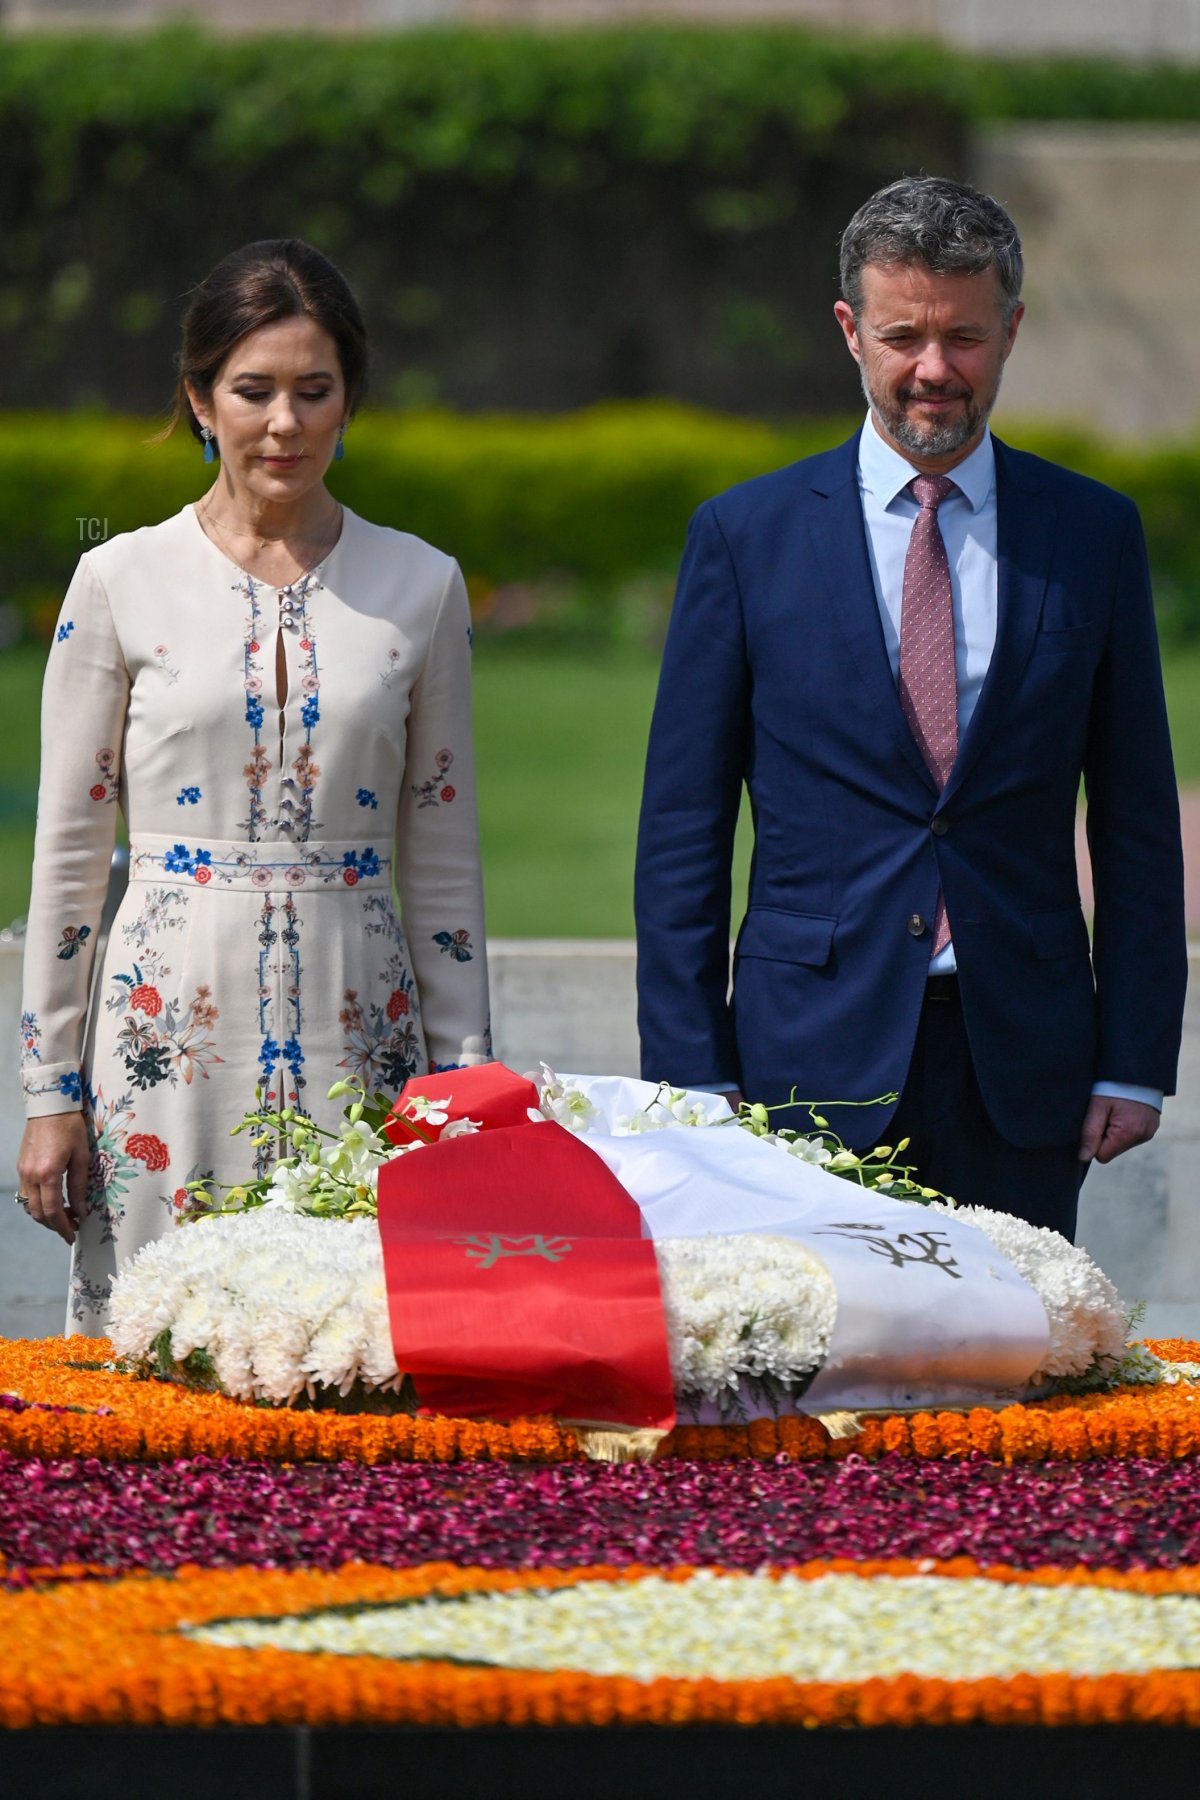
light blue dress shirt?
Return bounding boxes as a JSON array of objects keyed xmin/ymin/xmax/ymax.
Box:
[
  {"xmin": 856, "ymin": 414, "xmax": 1159, "ymax": 1112},
  {"xmin": 858, "ymin": 411, "xmax": 996, "ymax": 989}
]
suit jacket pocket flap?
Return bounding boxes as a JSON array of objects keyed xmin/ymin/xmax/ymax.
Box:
[
  {"xmin": 735, "ymin": 908, "xmax": 837, "ymax": 967},
  {"xmin": 1029, "ymin": 906, "xmax": 1092, "ymax": 960}
]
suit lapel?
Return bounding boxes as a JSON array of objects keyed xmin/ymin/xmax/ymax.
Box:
[
  {"xmin": 942, "ymin": 437, "xmax": 1056, "ymax": 806},
  {"xmin": 804, "ymin": 435, "xmax": 937, "ymax": 794}
]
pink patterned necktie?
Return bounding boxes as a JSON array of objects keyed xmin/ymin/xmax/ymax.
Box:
[{"xmin": 898, "ymin": 473, "xmax": 958, "ymax": 955}]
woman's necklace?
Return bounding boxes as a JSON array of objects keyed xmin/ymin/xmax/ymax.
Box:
[{"xmin": 198, "ymin": 496, "xmax": 343, "ymax": 587}]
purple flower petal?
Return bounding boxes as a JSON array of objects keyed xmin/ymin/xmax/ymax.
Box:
[{"xmin": 4, "ymin": 1449, "xmax": 1200, "ymax": 1580}]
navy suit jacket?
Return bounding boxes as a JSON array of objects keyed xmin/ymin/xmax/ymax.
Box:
[{"xmin": 634, "ymin": 432, "xmax": 1188, "ymax": 1150}]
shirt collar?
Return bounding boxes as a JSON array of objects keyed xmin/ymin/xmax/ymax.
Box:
[{"xmin": 857, "ymin": 410, "xmax": 995, "ymax": 514}]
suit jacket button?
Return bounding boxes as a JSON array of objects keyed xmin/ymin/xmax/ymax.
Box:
[
  {"xmin": 907, "ymin": 913, "xmax": 928, "ymax": 937},
  {"xmin": 931, "ymin": 816, "xmax": 949, "ymax": 837}
]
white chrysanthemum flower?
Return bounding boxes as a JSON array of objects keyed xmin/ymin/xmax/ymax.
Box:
[
  {"xmin": 655, "ymin": 1235, "xmax": 837, "ymax": 1403},
  {"xmin": 110, "ymin": 1189, "xmax": 1133, "ymax": 1409},
  {"xmin": 112, "ymin": 1214, "xmax": 839, "ymax": 1408}
]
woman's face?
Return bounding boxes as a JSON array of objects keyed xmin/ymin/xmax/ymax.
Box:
[{"xmin": 187, "ymin": 315, "xmax": 347, "ymax": 508}]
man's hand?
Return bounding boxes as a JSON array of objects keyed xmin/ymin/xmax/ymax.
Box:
[{"xmin": 1078, "ymin": 1095, "xmax": 1160, "ymax": 1166}]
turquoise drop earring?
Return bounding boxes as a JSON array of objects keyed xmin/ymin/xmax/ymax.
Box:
[
  {"xmin": 201, "ymin": 426, "xmax": 216, "ymax": 465},
  {"xmin": 334, "ymin": 426, "xmax": 346, "ymax": 462}
]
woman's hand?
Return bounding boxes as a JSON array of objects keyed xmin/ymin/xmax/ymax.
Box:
[{"xmin": 16, "ymin": 1114, "xmax": 90, "ymax": 1245}]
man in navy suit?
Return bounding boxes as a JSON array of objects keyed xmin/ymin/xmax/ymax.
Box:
[{"xmin": 634, "ymin": 176, "xmax": 1187, "ymax": 1238}]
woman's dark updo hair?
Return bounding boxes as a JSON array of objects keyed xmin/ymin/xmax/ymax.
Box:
[{"xmin": 171, "ymin": 239, "xmax": 367, "ymax": 445}]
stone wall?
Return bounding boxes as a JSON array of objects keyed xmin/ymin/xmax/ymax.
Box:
[
  {"xmin": 982, "ymin": 124, "xmax": 1200, "ymax": 441},
  {"xmin": 10, "ymin": 0, "xmax": 1200, "ymax": 60}
]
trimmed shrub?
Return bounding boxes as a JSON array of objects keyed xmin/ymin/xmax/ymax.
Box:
[{"xmin": 4, "ymin": 404, "xmax": 1198, "ymax": 640}]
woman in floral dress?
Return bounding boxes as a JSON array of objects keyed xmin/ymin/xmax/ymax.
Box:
[{"xmin": 16, "ymin": 240, "xmax": 491, "ymax": 1331}]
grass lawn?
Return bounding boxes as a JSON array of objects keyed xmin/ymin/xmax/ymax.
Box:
[
  {"xmin": 1163, "ymin": 649, "xmax": 1200, "ymax": 790},
  {"xmin": 475, "ymin": 640, "xmax": 667, "ymax": 938},
  {"xmin": 2, "ymin": 637, "xmax": 1197, "ymax": 937}
]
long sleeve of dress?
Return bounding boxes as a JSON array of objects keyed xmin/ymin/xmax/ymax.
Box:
[
  {"xmin": 20, "ymin": 555, "xmax": 130, "ymax": 1117},
  {"xmin": 393, "ymin": 560, "xmax": 491, "ymax": 1070}
]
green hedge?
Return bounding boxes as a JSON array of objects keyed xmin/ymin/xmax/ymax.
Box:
[
  {"xmin": 4, "ymin": 24, "xmax": 1200, "ymax": 182},
  {"xmin": 9, "ymin": 24, "xmax": 1200, "ymax": 418},
  {"xmin": 0, "ymin": 25, "xmax": 971, "ymax": 415},
  {"xmin": 3, "ymin": 405, "xmax": 1199, "ymax": 640}
]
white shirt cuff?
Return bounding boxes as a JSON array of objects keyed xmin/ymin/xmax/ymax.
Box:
[{"xmin": 1091, "ymin": 1080, "xmax": 1163, "ymax": 1112}]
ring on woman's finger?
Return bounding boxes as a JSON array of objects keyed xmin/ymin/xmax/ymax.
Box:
[{"xmin": 13, "ymin": 1192, "xmax": 31, "ymax": 1210}]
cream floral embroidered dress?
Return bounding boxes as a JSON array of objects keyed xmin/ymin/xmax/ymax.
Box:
[{"xmin": 20, "ymin": 505, "xmax": 491, "ymax": 1331}]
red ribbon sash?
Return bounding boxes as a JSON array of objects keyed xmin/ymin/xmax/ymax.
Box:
[{"xmin": 377, "ymin": 1066, "xmax": 675, "ymax": 1429}]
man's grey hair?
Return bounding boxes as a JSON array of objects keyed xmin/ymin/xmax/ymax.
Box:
[{"xmin": 840, "ymin": 176, "xmax": 1023, "ymax": 322}]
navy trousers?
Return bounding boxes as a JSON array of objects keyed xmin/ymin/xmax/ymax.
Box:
[{"xmin": 866, "ymin": 976, "xmax": 1087, "ymax": 1242}]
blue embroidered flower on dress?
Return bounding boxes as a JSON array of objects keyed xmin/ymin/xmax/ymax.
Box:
[
  {"xmin": 239, "ymin": 575, "xmax": 270, "ymax": 841},
  {"xmin": 161, "ymin": 844, "xmax": 212, "ymax": 878},
  {"xmin": 56, "ymin": 924, "xmax": 92, "ymax": 960},
  {"xmin": 342, "ymin": 848, "xmax": 381, "ymax": 880},
  {"xmin": 432, "ymin": 928, "xmax": 474, "ymax": 962},
  {"xmin": 300, "ymin": 695, "xmax": 320, "ymax": 730},
  {"xmin": 57, "ymin": 621, "xmax": 75, "ymax": 643},
  {"xmin": 176, "ymin": 787, "xmax": 202, "ymax": 806},
  {"xmin": 356, "ymin": 788, "xmax": 378, "ymax": 809},
  {"xmin": 258, "ymin": 1035, "xmax": 280, "ymax": 1078},
  {"xmin": 57, "ymin": 1071, "xmax": 82, "ymax": 1103}
]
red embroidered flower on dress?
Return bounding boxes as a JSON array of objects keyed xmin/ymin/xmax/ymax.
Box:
[
  {"xmin": 194, "ymin": 866, "xmax": 212, "ymax": 885},
  {"xmin": 90, "ymin": 784, "xmax": 107, "ymax": 801},
  {"xmin": 129, "ymin": 984, "xmax": 163, "ymax": 1016},
  {"xmin": 172, "ymin": 1187, "xmax": 189, "ymax": 1208},
  {"xmin": 126, "ymin": 1133, "xmax": 169, "ymax": 1172},
  {"xmin": 248, "ymin": 640, "xmax": 261, "ymax": 653},
  {"xmin": 440, "ymin": 785, "xmax": 456, "ymax": 803},
  {"xmin": 343, "ymin": 868, "xmax": 359, "ymax": 886},
  {"xmin": 386, "ymin": 989, "xmax": 410, "ymax": 1021}
]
